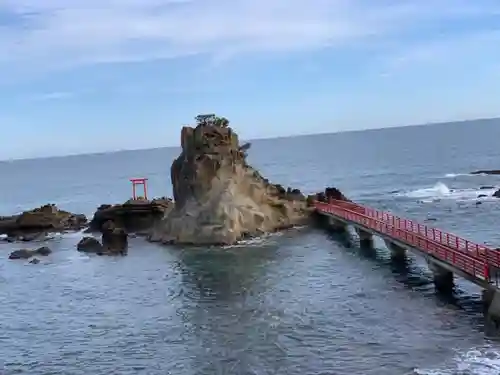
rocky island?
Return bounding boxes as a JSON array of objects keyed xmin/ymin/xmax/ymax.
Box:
[
  {"xmin": 148, "ymin": 114, "xmax": 314, "ymax": 245},
  {"xmin": 1, "ymin": 114, "xmax": 349, "ymax": 256},
  {"xmin": 0, "ymin": 204, "xmax": 87, "ymax": 242}
]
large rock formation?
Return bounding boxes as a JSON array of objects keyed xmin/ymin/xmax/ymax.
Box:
[
  {"xmin": 149, "ymin": 115, "xmax": 312, "ymax": 245},
  {"xmin": 88, "ymin": 198, "xmax": 173, "ymax": 234},
  {"xmin": 0, "ymin": 204, "xmax": 87, "ymax": 241}
]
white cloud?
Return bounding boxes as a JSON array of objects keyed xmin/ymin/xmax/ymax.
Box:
[
  {"xmin": 28, "ymin": 91, "xmax": 75, "ymax": 101},
  {"xmin": 0, "ymin": 0, "xmax": 499, "ymax": 74},
  {"xmin": 381, "ymin": 29, "xmax": 500, "ymax": 76}
]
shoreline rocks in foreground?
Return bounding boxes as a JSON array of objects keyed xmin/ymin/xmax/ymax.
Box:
[
  {"xmin": 148, "ymin": 114, "xmax": 347, "ymax": 246},
  {"xmin": 0, "ymin": 204, "xmax": 87, "ymax": 242}
]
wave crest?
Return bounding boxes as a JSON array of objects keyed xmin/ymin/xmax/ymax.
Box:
[{"xmin": 395, "ymin": 182, "xmax": 497, "ymax": 202}]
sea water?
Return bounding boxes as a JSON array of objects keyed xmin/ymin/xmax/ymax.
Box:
[{"xmin": 1, "ymin": 119, "xmax": 500, "ymax": 374}]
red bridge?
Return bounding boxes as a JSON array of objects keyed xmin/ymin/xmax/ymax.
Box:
[{"xmin": 314, "ymin": 199, "xmax": 500, "ymax": 325}]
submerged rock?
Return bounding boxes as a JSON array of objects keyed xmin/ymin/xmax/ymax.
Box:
[
  {"xmin": 88, "ymin": 198, "xmax": 173, "ymax": 234},
  {"xmin": 149, "ymin": 114, "xmax": 312, "ymax": 245},
  {"xmin": 0, "ymin": 204, "xmax": 87, "ymax": 241},
  {"xmin": 9, "ymin": 246, "xmax": 52, "ymax": 260}
]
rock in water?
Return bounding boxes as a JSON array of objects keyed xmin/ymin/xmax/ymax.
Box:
[
  {"xmin": 0, "ymin": 204, "xmax": 87, "ymax": 240},
  {"xmin": 77, "ymin": 237, "xmax": 103, "ymax": 253},
  {"xmin": 9, "ymin": 249, "xmax": 35, "ymax": 259},
  {"xmin": 8, "ymin": 246, "xmax": 52, "ymax": 260},
  {"xmin": 149, "ymin": 116, "xmax": 311, "ymax": 245},
  {"xmin": 88, "ymin": 198, "xmax": 173, "ymax": 234},
  {"xmin": 101, "ymin": 221, "xmax": 128, "ymax": 255},
  {"xmin": 307, "ymin": 187, "xmax": 350, "ymax": 205},
  {"xmin": 471, "ymin": 170, "xmax": 500, "ymax": 175}
]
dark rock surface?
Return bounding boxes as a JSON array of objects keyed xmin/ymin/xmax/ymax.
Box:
[
  {"xmin": 0, "ymin": 204, "xmax": 87, "ymax": 241},
  {"xmin": 88, "ymin": 198, "xmax": 173, "ymax": 234},
  {"xmin": 101, "ymin": 221, "xmax": 128, "ymax": 255},
  {"xmin": 77, "ymin": 237, "xmax": 103, "ymax": 253},
  {"xmin": 77, "ymin": 222, "xmax": 128, "ymax": 256},
  {"xmin": 307, "ymin": 187, "xmax": 350, "ymax": 206},
  {"xmin": 471, "ymin": 170, "xmax": 500, "ymax": 175},
  {"xmin": 9, "ymin": 246, "xmax": 52, "ymax": 260}
]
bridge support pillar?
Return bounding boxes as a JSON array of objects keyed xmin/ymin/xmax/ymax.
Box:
[
  {"xmin": 427, "ymin": 260, "xmax": 454, "ymax": 294},
  {"xmin": 483, "ymin": 289, "xmax": 500, "ymax": 334},
  {"xmin": 327, "ymin": 217, "xmax": 347, "ymax": 234},
  {"xmin": 356, "ymin": 228, "xmax": 373, "ymax": 248},
  {"xmin": 384, "ymin": 240, "xmax": 406, "ymax": 261}
]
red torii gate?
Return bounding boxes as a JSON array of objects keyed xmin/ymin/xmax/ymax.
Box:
[{"xmin": 130, "ymin": 178, "xmax": 148, "ymax": 200}]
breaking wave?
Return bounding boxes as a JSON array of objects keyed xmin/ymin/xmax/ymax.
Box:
[
  {"xmin": 415, "ymin": 346, "xmax": 500, "ymax": 374},
  {"xmin": 444, "ymin": 173, "xmax": 472, "ymax": 178},
  {"xmin": 395, "ymin": 182, "xmax": 498, "ymax": 203}
]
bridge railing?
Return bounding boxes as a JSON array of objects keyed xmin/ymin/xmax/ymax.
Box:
[
  {"xmin": 315, "ymin": 201, "xmax": 489, "ymax": 281},
  {"xmin": 318, "ymin": 200, "xmax": 500, "ymax": 269},
  {"xmin": 359, "ymin": 203, "xmax": 500, "ymax": 269}
]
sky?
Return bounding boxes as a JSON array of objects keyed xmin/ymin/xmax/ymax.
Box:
[{"xmin": 1, "ymin": 0, "xmax": 500, "ymax": 159}]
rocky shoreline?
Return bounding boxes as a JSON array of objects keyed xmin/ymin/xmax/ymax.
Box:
[{"xmin": 1, "ymin": 114, "xmax": 349, "ymax": 260}]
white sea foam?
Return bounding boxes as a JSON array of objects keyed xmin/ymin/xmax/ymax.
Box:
[
  {"xmin": 444, "ymin": 173, "xmax": 472, "ymax": 178},
  {"xmin": 222, "ymin": 231, "xmax": 284, "ymax": 248},
  {"xmin": 396, "ymin": 182, "xmax": 498, "ymax": 202},
  {"xmin": 415, "ymin": 346, "xmax": 500, "ymax": 374}
]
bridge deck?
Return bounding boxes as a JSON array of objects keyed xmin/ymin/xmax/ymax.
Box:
[{"xmin": 315, "ymin": 200, "xmax": 500, "ymax": 285}]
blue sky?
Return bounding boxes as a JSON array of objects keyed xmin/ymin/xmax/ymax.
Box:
[{"xmin": 1, "ymin": 0, "xmax": 500, "ymax": 159}]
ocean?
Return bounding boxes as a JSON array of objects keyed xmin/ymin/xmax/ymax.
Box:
[{"xmin": 1, "ymin": 119, "xmax": 500, "ymax": 374}]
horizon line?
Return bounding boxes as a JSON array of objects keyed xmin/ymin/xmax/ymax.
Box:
[{"xmin": 2, "ymin": 116, "xmax": 498, "ymax": 163}]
